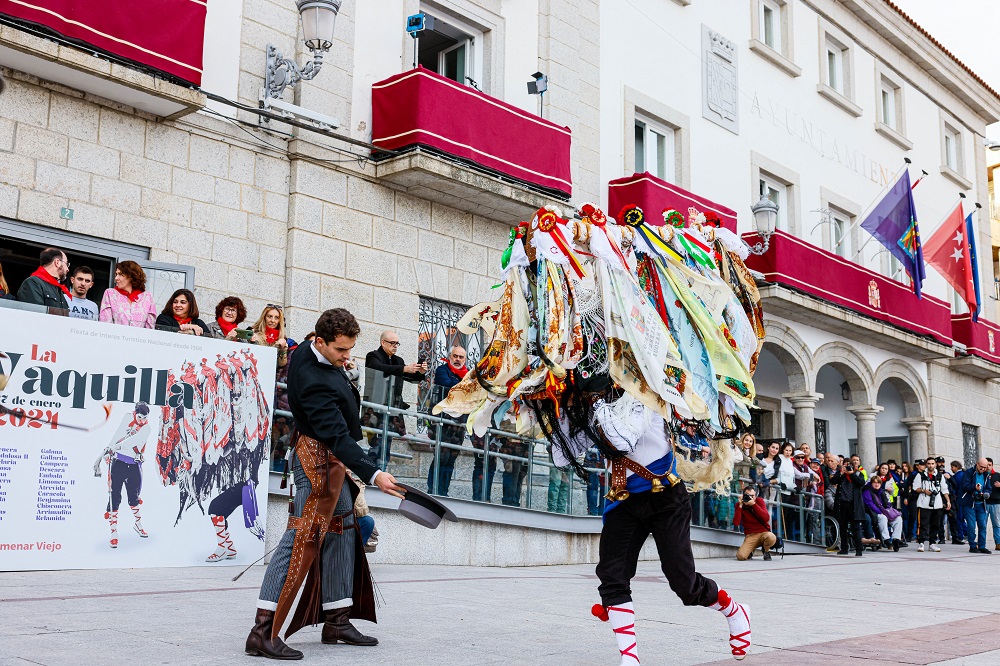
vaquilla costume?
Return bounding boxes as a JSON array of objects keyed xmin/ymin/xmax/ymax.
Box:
[{"xmin": 435, "ymin": 204, "xmax": 763, "ymax": 662}]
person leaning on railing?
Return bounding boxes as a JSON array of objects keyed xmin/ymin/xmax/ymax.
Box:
[
  {"xmin": 100, "ymin": 261, "xmax": 157, "ymax": 328},
  {"xmin": 425, "ymin": 345, "xmax": 468, "ymax": 497},
  {"xmin": 155, "ymin": 289, "xmax": 211, "ymax": 336},
  {"xmin": 734, "ymin": 485, "xmax": 776, "ymax": 561}
]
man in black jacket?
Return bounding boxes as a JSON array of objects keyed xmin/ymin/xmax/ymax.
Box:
[
  {"xmin": 831, "ymin": 460, "xmax": 866, "ymax": 556},
  {"xmin": 247, "ymin": 309, "xmax": 405, "ymax": 660},
  {"xmin": 363, "ymin": 330, "xmax": 427, "ymax": 465},
  {"xmin": 17, "ymin": 247, "xmax": 71, "ymax": 310}
]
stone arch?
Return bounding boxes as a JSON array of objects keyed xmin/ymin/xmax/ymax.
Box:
[
  {"xmin": 873, "ymin": 359, "xmax": 928, "ymax": 418},
  {"xmin": 812, "ymin": 341, "xmax": 875, "ymax": 406},
  {"xmin": 761, "ymin": 319, "xmax": 813, "ymax": 393}
]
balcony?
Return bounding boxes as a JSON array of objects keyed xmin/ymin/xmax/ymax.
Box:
[
  {"xmin": 607, "ymin": 172, "xmax": 738, "ymax": 231},
  {"xmin": 950, "ymin": 314, "xmax": 1000, "ymax": 379},
  {"xmin": 0, "ymin": 3, "xmax": 206, "ymax": 118},
  {"xmin": 371, "ymin": 67, "xmax": 571, "ymax": 221},
  {"xmin": 744, "ymin": 230, "xmax": 954, "ymax": 360}
]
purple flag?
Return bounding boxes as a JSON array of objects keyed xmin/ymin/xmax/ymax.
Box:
[{"xmin": 860, "ymin": 170, "xmax": 925, "ymax": 298}]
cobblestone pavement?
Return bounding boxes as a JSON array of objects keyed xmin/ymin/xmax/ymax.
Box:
[{"xmin": 1, "ymin": 542, "xmax": 996, "ymax": 665}]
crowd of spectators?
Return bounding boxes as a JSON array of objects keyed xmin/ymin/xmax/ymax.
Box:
[{"xmin": 729, "ymin": 432, "xmax": 1000, "ymax": 560}]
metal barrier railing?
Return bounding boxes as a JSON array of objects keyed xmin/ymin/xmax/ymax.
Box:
[{"xmin": 271, "ymin": 374, "xmax": 826, "ymax": 542}]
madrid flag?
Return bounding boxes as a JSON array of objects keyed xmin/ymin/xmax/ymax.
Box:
[{"xmin": 924, "ymin": 202, "xmax": 977, "ymax": 313}]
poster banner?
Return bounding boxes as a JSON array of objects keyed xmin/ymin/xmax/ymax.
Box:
[{"xmin": 0, "ymin": 308, "xmax": 276, "ymax": 571}]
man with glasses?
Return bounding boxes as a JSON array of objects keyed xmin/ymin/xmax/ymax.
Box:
[
  {"xmin": 363, "ymin": 330, "xmax": 427, "ymax": 465},
  {"xmin": 17, "ymin": 247, "xmax": 71, "ymax": 310},
  {"xmin": 959, "ymin": 458, "xmax": 993, "ymax": 554}
]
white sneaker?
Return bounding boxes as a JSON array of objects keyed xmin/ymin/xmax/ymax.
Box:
[
  {"xmin": 917, "ymin": 542, "xmax": 925, "ymax": 552},
  {"xmin": 930, "ymin": 543, "xmax": 941, "ymax": 552}
]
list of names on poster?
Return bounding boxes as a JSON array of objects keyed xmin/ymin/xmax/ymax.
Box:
[
  {"xmin": 0, "ymin": 447, "xmax": 23, "ymax": 522},
  {"xmin": 38, "ymin": 449, "xmax": 73, "ymax": 521}
]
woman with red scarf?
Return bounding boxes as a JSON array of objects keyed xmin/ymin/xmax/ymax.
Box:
[
  {"xmin": 99, "ymin": 261, "xmax": 157, "ymax": 328},
  {"xmin": 155, "ymin": 289, "xmax": 211, "ymax": 336},
  {"xmin": 251, "ymin": 305, "xmax": 290, "ymax": 367},
  {"xmin": 208, "ymin": 296, "xmax": 248, "ymax": 339}
]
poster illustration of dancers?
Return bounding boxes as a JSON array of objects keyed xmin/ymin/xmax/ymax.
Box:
[{"xmin": 154, "ymin": 349, "xmax": 272, "ymax": 563}]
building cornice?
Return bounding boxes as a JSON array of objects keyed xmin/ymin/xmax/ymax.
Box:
[{"xmin": 803, "ymin": 0, "xmax": 1000, "ymax": 126}]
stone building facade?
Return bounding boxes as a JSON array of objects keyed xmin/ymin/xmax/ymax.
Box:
[{"xmin": 3, "ymin": 0, "xmax": 1000, "ymax": 563}]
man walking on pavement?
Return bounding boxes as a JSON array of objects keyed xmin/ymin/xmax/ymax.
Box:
[{"xmin": 959, "ymin": 458, "xmax": 992, "ymax": 554}]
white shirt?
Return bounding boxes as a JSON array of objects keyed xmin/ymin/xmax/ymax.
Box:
[
  {"xmin": 622, "ymin": 413, "xmax": 671, "ymax": 478},
  {"xmin": 913, "ymin": 472, "xmax": 949, "ymax": 509},
  {"xmin": 310, "ymin": 343, "xmax": 381, "ymax": 486}
]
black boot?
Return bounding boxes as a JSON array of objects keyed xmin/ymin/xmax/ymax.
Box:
[
  {"xmin": 245, "ymin": 609, "xmax": 304, "ymax": 660},
  {"xmin": 321, "ymin": 607, "xmax": 378, "ymax": 646}
]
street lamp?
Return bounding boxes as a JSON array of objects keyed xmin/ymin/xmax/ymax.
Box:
[
  {"xmin": 263, "ymin": 0, "xmax": 342, "ymax": 101},
  {"xmin": 748, "ymin": 195, "xmax": 778, "ymax": 255}
]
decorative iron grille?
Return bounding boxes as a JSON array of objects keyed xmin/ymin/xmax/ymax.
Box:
[
  {"xmin": 962, "ymin": 423, "xmax": 980, "ymax": 469},
  {"xmin": 814, "ymin": 419, "xmax": 828, "ymax": 455},
  {"xmin": 415, "ymin": 296, "xmax": 485, "ymax": 419}
]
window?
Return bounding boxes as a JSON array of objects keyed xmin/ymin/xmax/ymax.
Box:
[
  {"xmin": 962, "ymin": 423, "xmax": 980, "ymax": 468},
  {"xmin": 826, "ymin": 45, "xmax": 844, "ymax": 93},
  {"xmin": 760, "ymin": 0, "xmax": 780, "ymax": 51},
  {"xmin": 944, "ymin": 125, "xmax": 960, "ymax": 171},
  {"xmin": 416, "ymin": 7, "xmax": 482, "ymax": 88},
  {"xmin": 759, "ymin": 175, "xmax": 787, "ymax": 230},
  {"xmin": 415, "ymin": 296, "xmax": 485, "ymax": 416},
  {"xmin": 817, "ymin": 24, "xmax": 861, "ymax": 117},
  {"xmin": 749, "ymin": 0, "xmax": 800, "ymax": 77},
  {"xmin": 831, "ymin": 212, "xmax": 850, "ymax": 259},
  {"xmin": 634, "ymin": 114, "xmax": 675, "ymax": 182},
  {"xmin": 880, "ymin": 81, "xmax": 896, "ymax": 128},
  {"xmin": 883, "ymin": 253, "xmax": 910, "ymax": 286}
]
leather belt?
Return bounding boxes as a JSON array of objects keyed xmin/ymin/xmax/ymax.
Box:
[
  {"xmin": 286, "ymin": 512, "xmax": 355, "ymax": 535},
  {"xmin": 604, "ymin": 457, "xmax": 682, "ymax": 502}
]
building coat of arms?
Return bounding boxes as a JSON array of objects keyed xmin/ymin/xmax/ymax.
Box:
[{"xmin": 867, "ymin": 280, "xmax": 881, "ymax": 309}]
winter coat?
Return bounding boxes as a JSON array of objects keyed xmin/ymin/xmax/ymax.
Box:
[
  {"xmin": 832, "ymin": 469, "xmax": 866, "ymax": 521},
  {"xmin": 16, "ymin": 275, "xmax": 69, "ymax": 310}
]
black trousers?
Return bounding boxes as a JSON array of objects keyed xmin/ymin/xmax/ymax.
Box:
[
  {"xmin": 917, "ymin": 507, "xmax": 943, "ymax": 544},
  {"xmin": 596, "ymin": 482, "xmax": 718, "ymax": 607},
  {"xmin": 836, "ymin": 501, "xmax": 864, "ymax": 554},
  {"xmin": 106, "ymin": 459, "xmax": 141, "ymax": 512}
]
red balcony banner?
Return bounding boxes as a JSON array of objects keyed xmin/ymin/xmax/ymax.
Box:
[
  {"xmin": 744, "ymin": 230, "xmax": 953, "ymax": 345},
  {"xmin": 952, "ymin": 314, "xmax": 1000, "ymax": 365},
  {"xmin": 0, "ymin": 0, "xmax": 207, "ymax": 85},
  {"xmin": 371, "ymin": 66, "xmax": 572, "ymax": 197},
  {"xmin": 607, "ymin": 172, "xmax": 738, "ymax": 231}
]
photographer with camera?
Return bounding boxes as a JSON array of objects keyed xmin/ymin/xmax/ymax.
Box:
[
  {"xmin": 733, "ymin": 485, "xmax": 777, "ymax": 561},
  {"xmin": 959, "ymin": 458, "xmax": 993, "ymax": 554},
  {"xmin": 831, "ymin": 458, "xmax": 866, "ymax": 556},
  {"xmin": 913, "ymin": 458, "xmax": 950, "ymax": 552}
]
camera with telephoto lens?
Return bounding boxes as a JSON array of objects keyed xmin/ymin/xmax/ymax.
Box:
[{"xmin": 742, "ymin": 491, "xmax": 752, "ymax": 504}]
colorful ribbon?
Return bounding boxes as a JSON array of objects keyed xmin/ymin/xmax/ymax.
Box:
[{"xmin": 537, "ymin": 209, "xmax": 586, "ymax": 278}]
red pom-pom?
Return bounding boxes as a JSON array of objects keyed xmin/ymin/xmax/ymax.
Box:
[
  {"xmin": 716, "ymin": 589, "xmax": 732, "ymax": 608},
  {"xmin": 591, "ymin": 604, "xmax": 609, "ymax": 622}
]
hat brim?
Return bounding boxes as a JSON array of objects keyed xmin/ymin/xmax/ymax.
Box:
[{"xmin": 396, "ymin": 483, "xmax": 458, "ymax": 529}]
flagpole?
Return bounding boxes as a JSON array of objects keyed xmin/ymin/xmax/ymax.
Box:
[
  {"xmin": 836, "ymin": 160, "xmax": 911, "ymax": 254},
  {"xmin": 848, "ymin": 165, "xmax": 929, "ymax": 261}
]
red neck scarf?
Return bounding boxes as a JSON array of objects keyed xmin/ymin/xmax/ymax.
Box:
[
  {"xmin": 115, "ymin": 287, "xmax": 142, "ymax": 303},
  {"xmin": 443, "ymin": 357, "xmax": 468, "ymax": 378},
  {"xmin": 30, "ymin": 267, "xmax": 70, "ymax": 298},
  {"xmin": 217, "ymin": 318, "xmax": 238, "ymax": 336},
  {"xmin": 173, "ymin": 315, "xmax": 191, "ymax": 325},
  {"xmin": 265, "ymin": 327, "xmax": 280, "ymax": 345}
]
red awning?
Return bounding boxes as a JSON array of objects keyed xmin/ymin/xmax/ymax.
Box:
[
  {"xmin": 607, "ymin": 172, "xmax": 738, "ymax": 231},
  {"xmin": 952, "ymin": 314, "xmax": 1000, "ymax": 365},
  {"xmin": 371, "ymin": 66, "xmax": 572, "ymax": 197},
  {"xmin": 745, "ymin": 230, "xmax": 953, "ymax": 345},
  {"xmin": 0, "ymin": 0, "xmax": 207, "ymax": 85}
]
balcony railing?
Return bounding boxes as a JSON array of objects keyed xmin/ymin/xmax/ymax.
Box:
[
  {"xmin": 273, "ymin": 373, "xmax": 824, "ymax": 546},
  {"xmin": 744, "ymin": 230, "xmax": 953, "ymax": 346},
  {"xmin": 607, "ymin": 171, "xmax": 739, "ymax": 231},
  {"xmin": 951, "ymin": 314, "xmax": 1000, "ymax": 369},
  {"xmin": 371, "ymin": 66, "xmax": 572, "ymax": 198}
]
